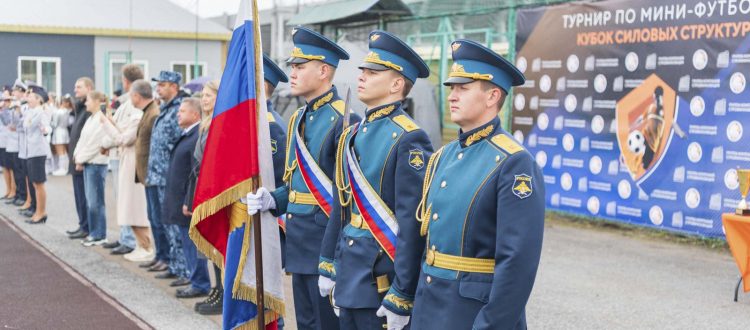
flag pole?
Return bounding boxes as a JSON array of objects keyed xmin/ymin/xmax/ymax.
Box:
[
  {"xmin": 251, "ymin": 0, "xmax": 266, "ymax": 327},
  {"xmin": 251, "ymin": 178, "xmax": 265, "ymax": 327}
]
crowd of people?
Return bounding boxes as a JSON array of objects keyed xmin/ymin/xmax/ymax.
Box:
[{"xmin": 0, "ymin": 65, "xmax": 226, "ymax": 316}]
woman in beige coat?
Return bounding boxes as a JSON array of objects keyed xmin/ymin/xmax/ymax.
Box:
[{"xmin": 101, "ymin": 92, "xmax": 153, "ymax": 262}]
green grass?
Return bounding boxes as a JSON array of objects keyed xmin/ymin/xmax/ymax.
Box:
[{"xmin": 546, "ymin": 210, "xmax": 729, "ymax": 252}]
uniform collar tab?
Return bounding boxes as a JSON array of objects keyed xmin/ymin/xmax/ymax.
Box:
[
  {"xmin": 307, "ymin": 86, "xmax": 338, "ymax": 111},
  {"xmin": 365, "ymin": 101, "xmax": 401, "ymax": 122},
  {"xmin": 459, "ymin": 116, "xmax": 500, "ymax": 147}
]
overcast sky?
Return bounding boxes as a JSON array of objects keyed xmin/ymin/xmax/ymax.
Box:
[{"xmin": 169, "ymin": 0, "xmax": 317, "ymax": 18}]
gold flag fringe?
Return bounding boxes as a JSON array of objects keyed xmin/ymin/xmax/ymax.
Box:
[
  {"xmin": 189, "ymin": 178, "xmax": 255, "ymax": 270},
  {"xmin": 232, "ymin": 210, "xmax": 286, "ymax": 317},
  {"xmin": 188, "ymin": 178, "xmax": 286, "ymax": 319}
]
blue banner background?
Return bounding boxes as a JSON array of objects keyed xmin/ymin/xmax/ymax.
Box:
[{"xmin": 513, "ymin": 0, "xmax": 750, "ymax": 237}]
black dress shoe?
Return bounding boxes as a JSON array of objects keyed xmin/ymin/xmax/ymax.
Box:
[
  {"xmin": 176, "ymin": 286, "xmax": 207, "ymax": 298},
  {"xmin": 68, "ymin": 230, "xmax": 89, "ymax": 239},
  {"xmin": 21, "ymin": 210, "xmax": 35, "ymax": 218},
  {"xmin": 111, "ymin": 245, "xmax": 134, "ymax": 255},
  {"xmin": 171, "ymin": 278, "xmax": 193, "ymax": 288},
  {"xmin": 148, "ymin": 261, "xmax": 169, "ymax": 272},
  {"xmin": 24, "ymin": 216, "xmax": 47, "ymax": 225},
  {"xmin": 66, "ymin": 227, "xmax": 81, "ymax": 235},
  {"xmin": 198, "ymin": 295, "xmax": 223, "ymax": 315},
  {"xmin": 102, "ymin": 241, "xmax": 120, "ymax": 249},
  {"xmin": 139, "ymin": 259, "xmax": 159, "ymax": 268},
  {"xmin": 155, "ymin": 271, "xmax": 177, "ymax": 279}
]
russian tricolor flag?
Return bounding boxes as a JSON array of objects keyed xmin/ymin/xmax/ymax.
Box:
[{"xmin": 189, "ymin": 1, "xmax": 285, "ymax": 329}]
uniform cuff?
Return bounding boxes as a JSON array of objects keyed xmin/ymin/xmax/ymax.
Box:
[
  {"xmin": 270, "ymin": 186, "xmax": 288, "ymax": 216},
  {"xmin": 382, "ymin": 287, "xmax": 414, "ymax": 316},
  {"xmin": 318, "ymin": 257, "xmax": 336, "ymax": 280}
]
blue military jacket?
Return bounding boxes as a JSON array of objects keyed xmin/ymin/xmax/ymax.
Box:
[
  {"xmin": 270, "ymin": 86, "xmax": 360, "ymax": 275},
  {"xmin": 410, "ymin": 117, "xmax": 545, "ymax": 330},
  {"xmin": 266, "ymin": 102, "xmax": 288, "ymax": 268},
  {"xmin": 318, "ymin": 101, "xmax": 433, "ymax": 310}
]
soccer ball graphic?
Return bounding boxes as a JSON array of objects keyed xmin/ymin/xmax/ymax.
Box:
[{"xmin": 627, "ymin": 130, "xmax": 646, "ymax": 155}]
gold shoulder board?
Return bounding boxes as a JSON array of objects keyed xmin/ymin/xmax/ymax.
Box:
[
  {"xmin": 331, "ymin": 100, "xmax": 345, "ymax": 115},
  {"xmin": 392, "ymin": 115, "xmax": 419, "ymax": 132},
  {"xmin": 491, "ymin": 134, "xmax": 523, "ymax": 155}
]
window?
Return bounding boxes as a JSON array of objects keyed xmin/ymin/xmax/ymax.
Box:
[
  {"xmin": 170, "ymin": 61, "xmax": 207, "ymax": 82},
  {"xmin": 18, "ymin": 56, "xmax": 61, "ymax": 96},
  {"xmin": 109, "ymin": 59, "xmax": 148, "ymax": 94}
]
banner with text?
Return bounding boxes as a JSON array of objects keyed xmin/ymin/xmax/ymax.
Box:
[{"xmin": 513, "ymin": 0, "xmax": 750, "ymax": 237}]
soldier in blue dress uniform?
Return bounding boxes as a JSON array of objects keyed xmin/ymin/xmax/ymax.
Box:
[
  {"xmin": 246, "ymin": 26, "xmax": 358, "ymax": 330},
  {"xmin": 409, "ymin": 39, "xmax": 545, "ymax": 330},
  {"xmin": 262, "ymin": 53, "xmax": 289, "ymax": 266},
  {"xmin": 317, "ymin": 30, "xmax": 433, "ymax": 330}
]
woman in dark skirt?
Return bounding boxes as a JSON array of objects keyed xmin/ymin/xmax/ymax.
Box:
[{"xmin": 23, "ymin": 85, "xmax": 51, "ymax": 224}]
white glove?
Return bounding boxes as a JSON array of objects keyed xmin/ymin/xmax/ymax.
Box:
[
  {"xmin": 376, "ymin": 306, "xmax": 410, "ymax": 330},
  {"xmin": 318, "ymin": 275, "xmax": 335, "ymax": 297},
  {"xmin": 245, "ymin": 187, "xmax": 276, "ymax": 215}
]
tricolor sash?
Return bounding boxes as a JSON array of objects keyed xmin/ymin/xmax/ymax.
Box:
[
  {"xmin": 293, "ymin": 111, "xmax": 335, "ymax": 216},
  {"xmin": 344, "ymin": 123, "xmax": 399, "ymax": 260}
]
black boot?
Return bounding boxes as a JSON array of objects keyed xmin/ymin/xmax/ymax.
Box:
[
  {"xmin": 194, "ymin": 287, "xmax": 219, "ymax": 311},
  {"xmin": 197, "ymin": 289, "xmax": 223, "ymax": 315}
]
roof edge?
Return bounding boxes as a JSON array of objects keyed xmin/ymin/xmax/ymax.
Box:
[{"xmin": 0, "ymin": 24, "xmax": 231, "ymax": 41}]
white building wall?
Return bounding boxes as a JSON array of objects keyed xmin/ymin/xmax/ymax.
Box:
[{"xmin": 93, "ymin": 36, "xmax": 225, "ymax": 92}]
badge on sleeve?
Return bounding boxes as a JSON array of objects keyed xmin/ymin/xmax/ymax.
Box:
[
  {"xmin": 271, "ymin": 139, "xmax": 278, "ymax": 155},
  {"xmin": 409, "ymin": 149, "xmax": 425, "ymax": 170},
  {"xmin": 512, "ymin": 174, "xmax": 533, "ymax": 199}
]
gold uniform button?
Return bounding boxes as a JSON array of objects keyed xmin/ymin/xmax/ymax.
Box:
[
  {"xmin": 495, "ymin": 155, "xmax": 500, "ymax": 162},
  {"xmin": 426, "ymin": 276, "xmax": 432, "ymax": 284},
  {"xmin": 440, "ymin": 181, "xmax": 446, "ymax": 188},
  {"xmin": 330, "ymin": 116, "xmax": 335, "ymax": 122},
  {"xmin": 431, "ymin": 245, "xmax": 436, "ymax": 250},
  {"xmin": 287, "ymin": 214, "xmax": 293, "ymax": 219},
  {"xmin": 392, "ymin": 132, "xmax": 397, "ymax": 139},
  {"xmin": 348, "ymin": 240, "xmax": 354, "ymax": 246},
  {"xmin": 457, "ymin": 153, "xmax": 463, "ymax": 160},
  {"xmin": 310, "ymin": 115, "xmax": 314, "ymax": 121},
  {"xmin": 363, "ymin": 127, "xmax": 368, "ymax": 133},
  {"xmin": 432, "ymin": 213, "xmax": 438, "ymax": 221}
]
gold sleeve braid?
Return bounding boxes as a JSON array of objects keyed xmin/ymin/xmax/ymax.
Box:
[
  {"xmin": 335, "ymin": 126, "xmax": 353, "ymax": 207},
  {"xmin": 416, "ymin": 146, "xmax": 444, "ymax": 236},
  {"xmin": 282, "ymin": 110, "xmax": 300, "ymax": 184}
]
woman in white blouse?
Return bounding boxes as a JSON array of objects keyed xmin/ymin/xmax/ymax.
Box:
[{"xmin": 73, "ymin": 91, "xmax": 111, "ymax": 246}]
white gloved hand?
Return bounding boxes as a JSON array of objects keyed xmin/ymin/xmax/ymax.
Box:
[
  {"xmin": 245, "ymin": 187, "xmax": 276, "ymax": 215},
  {"xmin": 376, "ymin": 306, "xmax": 410, "ymax": 330},
  {"xmin": 318, "ymin": 275, "xmax": 335, "ymax": 297}
]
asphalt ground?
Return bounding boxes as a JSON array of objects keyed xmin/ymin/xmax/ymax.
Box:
[
  {"xmin": 1, "ymin": 173, "xmax": 749, "ymax": 329},
  {"xmin": 0, "ymin": 216, "xmax": 146, "ymax": 329}
]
